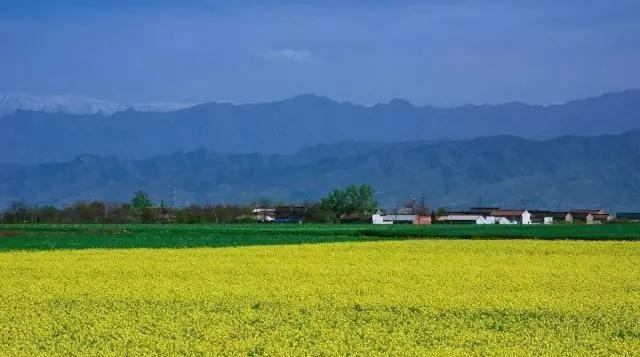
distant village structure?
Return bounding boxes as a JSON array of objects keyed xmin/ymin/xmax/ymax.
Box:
[
  {"xmin": 372, "ymin": 213, "xmax": 432, "ymax": 225},
  {"xmin": 250, "ymin": 205, "xmax": 624, "ymax": 225},
  {"xmin": 252, "ymin": 207, "xmax": 306, "ymax": 223},
  {"xmin": 373, "ymin": 207, "xmax": 614, "ymax": 225}
]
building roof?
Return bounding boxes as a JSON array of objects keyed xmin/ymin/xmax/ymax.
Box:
[
  {"xmin": 252, "ymin": 208, "xmax": 276, "ymax": 213},
  {"xmin": 383, "ymin": 214, "xmax": 417, "ymax": 221},
  {"xmin": 491, "ymin": 209, "xmax": 525, "ymax": 217},
  {"xmin": 438, "ymin": 214, "xmax": 483, "ymax": 222},
  {"xmin": 568, "ymin": 211, "xmax": 609, "ymax": 219},
  {"xmin": 528, "ymin": 210, "xmax": 568, "ymax": 218},
  {"xmin": 570, "ymin": 209, "xmax": 605, "ymax": 214},
  {"xmin": 568, "ymin": 212, "xmax": 590, "ymax": 219}
]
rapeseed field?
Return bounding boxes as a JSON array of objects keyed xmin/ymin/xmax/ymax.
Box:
[{"xmin": 1, "ymin": 240, "xmax": 639, "ymax": 356}]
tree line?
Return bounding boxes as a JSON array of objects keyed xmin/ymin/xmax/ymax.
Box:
[{"xmin": 0, "ymin": 185, "xmax": 379, "ymax": 224}]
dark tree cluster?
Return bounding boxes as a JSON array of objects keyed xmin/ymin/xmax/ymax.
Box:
[
  {"xmin": 0, "ymin": 199, "xmax": 254, "ymax": 224},
  {"xmin": 319, "ymin": 184, "xmax": 377, "ymax": 223},
  {"xmin": 1, "ymin": 185, "xmax": 378, "ymax": 224}
]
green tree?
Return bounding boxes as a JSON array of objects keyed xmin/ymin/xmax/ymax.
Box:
[
  {"xmin": 131, "ymin": 190, "xmax": 152, "ymax": 209},
  {"xmin": 320, "ymin": 184, "xmax": 377, "ymax": 223},
  {"xmin": 352, "ymin": 184, "xmax": 377, "ymax": 215}
]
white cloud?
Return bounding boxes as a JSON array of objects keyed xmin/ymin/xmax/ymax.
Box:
[{"xmin": 262, "ymin": 49, "xmax": 315, "ymax": 63}]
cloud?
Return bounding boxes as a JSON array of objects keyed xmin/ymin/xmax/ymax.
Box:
[{"xmin": 262, "ymin": 49, "xmax": 315, "ymax": 63}]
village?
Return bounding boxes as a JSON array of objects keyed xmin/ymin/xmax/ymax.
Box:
[
  {"xmin": 253, "ymin": 206, "xmax": 640, "ymax": 225},
  {"xmin": 373, "ymin": 208, "xmax": 615, "ymax": 225}
]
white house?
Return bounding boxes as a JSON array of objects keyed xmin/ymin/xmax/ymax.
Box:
[
  {"xmin": 252, "ymin": 208, "xmax": 276, "ymax": 222},
  {"xmin": 372, "ymin": 214, "xmax": 417, "ymax": 224},
  {"xmin": 372, "ymin": 214, "xmax": 392, "ymax": 225},
  {"xmin": 484, "ymin": 216, "xmax": 514, "ymax": 224},
  {"xmin": 484, "ymin": 216, "xmax": 513, "ymax": 224},
  {"xmin": 384, "ymin": 214, "xmax": 417, "ymax": 224}
]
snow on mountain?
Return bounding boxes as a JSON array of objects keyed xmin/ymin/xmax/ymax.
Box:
[
  {"xmin": 0, "ymin": 94, "xmax": 124, "ymax": 117},
  {"xmin": 0, "ymin": 94, "xmax": 198, "ymax": 117},
  {"xmin": 130, "ymin": 102, "xmax": 199, "ymax": 112}
]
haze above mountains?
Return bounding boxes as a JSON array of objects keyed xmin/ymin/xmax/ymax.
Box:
[{"xmin": 1, "ymin": 89, "xmax": 639, "ymax": 210}]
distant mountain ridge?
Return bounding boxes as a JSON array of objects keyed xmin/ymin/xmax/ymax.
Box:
[
  {"xmin": 2, "ymin": 130, "xmax": 639, "ymax": 211},
  {"xmin": 1, "ymin": 90, "xmax": 640, "ymax": 164}
]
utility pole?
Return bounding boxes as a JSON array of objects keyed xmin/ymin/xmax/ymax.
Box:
[{"xmin": 171, "ymin": 188, "xmax": 177, "ymax": 210}]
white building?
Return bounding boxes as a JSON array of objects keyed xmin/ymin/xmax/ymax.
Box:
[
  {"xmin": 485, "ymin": 216, "xmax": 514, "ymax": 225},
  {"xmin": 372, "ymin": 214, "xmax": 393, "ymax": 225},
  {"xmin": 372, "ymin": 214, "xmax": 416, "ymax": 224},
  {"xmin": 252, "ymin": 208, "xmax": 276, "ymax": 222}
]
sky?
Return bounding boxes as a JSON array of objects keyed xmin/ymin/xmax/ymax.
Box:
[{"xmin": 1, "ymin": 0, "xmax": 639, "ymax": 106}]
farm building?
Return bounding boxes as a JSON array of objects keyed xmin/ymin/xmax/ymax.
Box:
[
  {"xmin": 253, "ymin": 207, "xmax": 308, "ymax": 223},
  {"xmin": 527, "ymin": 211, "xmax": 569, "ymax": 224},
  {"xmin": 413, "ymin": 215, "xmax": 432, "ymax": 225},
  {"xmin": 585, "ymin": 213, "xmax": 612, "ymax": 224},
  {"xmin": 437, "ymin": 214, "xmax": 488, "ymax": 225},
  {"xmin": 567, "ymin": 210, "xmax": 612, "ymax": 224},
  {"xmin": 489, "ymin": 210, "xmax": 526, "ymax": 224},
  {"xmin": 484, "ymin": 216, "xmax": 514, "ymax": 225},
  {"xmin": 372, "ymin": 213, "xmax": 431, "ymax": 225},
  {"xmin": 372, "ymin": 214, "xmax": 393, "ymax": 225},
  {"xmin": 252, "ymin": 208, "xmax": 276, "ymax": 222},
  {"xmin": 385, "ymin": 214, "xmax": 417, "ymax": 224},
  {"xmin": 386, "ymin": 206, "xmax": 613, "ymax": 225}
]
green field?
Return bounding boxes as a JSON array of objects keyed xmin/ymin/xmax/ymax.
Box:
[
  {"xmin": 1, "ymin": 223, "xmax": 639, "ymax": 251},
  {"xmin": 1, "ymin": 225, "xmax": 640, "ymax": 355}
]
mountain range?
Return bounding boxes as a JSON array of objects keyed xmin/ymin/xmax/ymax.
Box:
[
  {"xmin": 2, "ymin": 130, "xmax": 639, "ymax": 211},
  {"xmin": 2, "ymin": 90, "xmax": 640, "ymax": 164}
]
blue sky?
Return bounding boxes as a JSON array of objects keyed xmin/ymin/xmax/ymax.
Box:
[{"xmin": 1, "ymin": 0, "xmax": 639, "ymax": 106}]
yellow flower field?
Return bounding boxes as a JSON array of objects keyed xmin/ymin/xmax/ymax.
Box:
[{"xmin": 1, "ymin": 240, "xmax": 639, "ymax": 356}]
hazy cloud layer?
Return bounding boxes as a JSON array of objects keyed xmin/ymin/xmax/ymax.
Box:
[
  {"xmin": 262, "ymin": 49, "xmax": 316, "ymax": 63},
  {"xmin": 1, "ymin": 1, "xmax": 639, "ymax": 106}
]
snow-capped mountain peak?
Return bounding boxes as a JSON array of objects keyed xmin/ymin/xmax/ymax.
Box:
[{"xmin": 0, "ymin": 94, "xmax": 199, "ymax": 117}]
